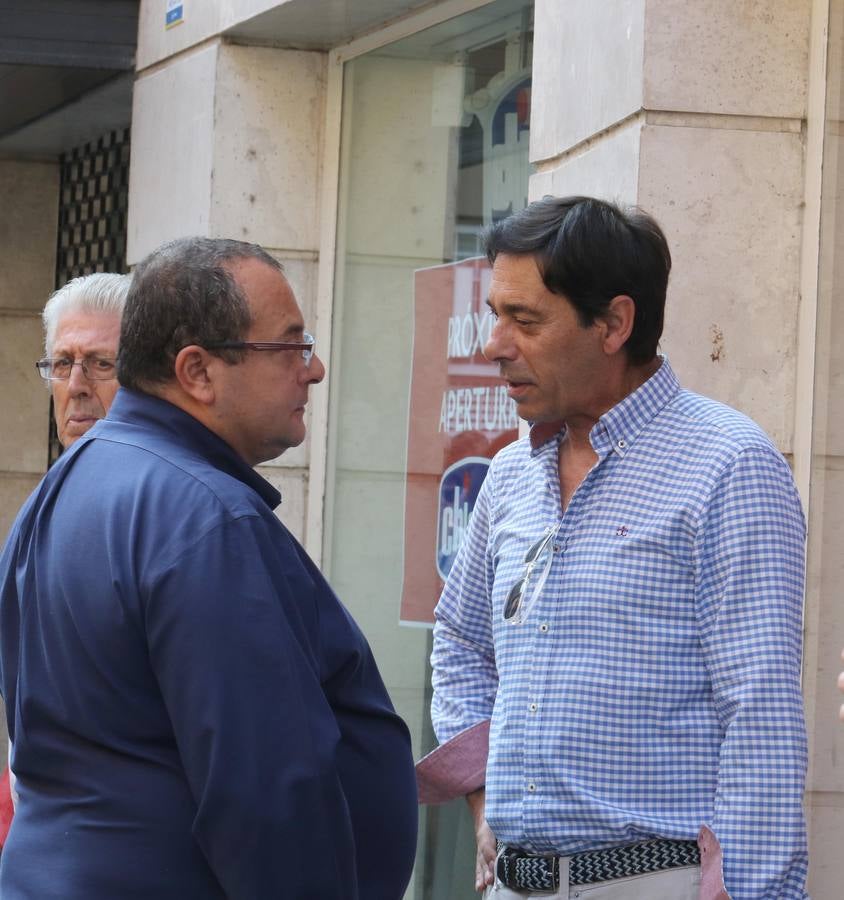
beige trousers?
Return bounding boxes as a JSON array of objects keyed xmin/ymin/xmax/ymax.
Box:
[{"xmin": 483, "ymin": 862, "xmax": 701, "ymax": 899}]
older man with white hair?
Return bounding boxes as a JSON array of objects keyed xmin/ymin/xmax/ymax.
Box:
[
  {"xmin": 38, "ymin": 272, "xmax": 131, "ymax": 447},
  {"xmin": 0, "ymin": 272, "xmax": 130, "ymax": 849}
]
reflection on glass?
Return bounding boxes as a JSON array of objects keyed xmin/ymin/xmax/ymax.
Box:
[{"xmin": 325, "ymin": 2, "xmax": 534, "ymax": 897}]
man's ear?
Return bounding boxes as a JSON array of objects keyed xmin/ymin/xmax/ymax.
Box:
[
  {"xmin": 173, "ymin": 345, "xmax": 216, "ymax": 405},
  {"xmin": 599, "ymin": 295, "xmax": 636, "ymax": 356}
]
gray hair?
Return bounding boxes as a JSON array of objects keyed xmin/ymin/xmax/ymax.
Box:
[
  {"xmin": 43, "ymin": 273, "xmax": 132, "ymax": 356},
  {"xmin": 117, "ymin": 237, "xmax": 284, "ymax": 391}
]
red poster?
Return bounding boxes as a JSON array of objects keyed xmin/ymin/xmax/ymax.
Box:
[{"xmin": 400, "ymin": 258, "xmax": 519, "ymax": 626}]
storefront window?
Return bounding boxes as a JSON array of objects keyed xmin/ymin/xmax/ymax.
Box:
[{"xmin": 324, "ymin": 2, "xmax": 533, "ymax": 896}]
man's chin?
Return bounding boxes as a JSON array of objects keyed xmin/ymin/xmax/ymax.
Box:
[
  {"xmin": 514, "ymin": 405, "xmax": 565, "ymax": 428},
  {"xmin": 60, "ymin": 418, "xmax": 100, "ymax": 446},
  {"xmin": 255, "ymin": 433, "xmax": 306, "ymax": 466}
]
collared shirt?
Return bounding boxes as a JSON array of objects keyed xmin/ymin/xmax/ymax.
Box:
[
  {"xmin": 431, "ymin": 359, "xmax": 808, "ymax": 900},
  {"xmin": 0, "ymin": 388, "xmax": 417, "ymax": 900}
]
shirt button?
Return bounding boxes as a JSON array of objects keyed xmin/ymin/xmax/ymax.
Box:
[
  {"xmin": 527, "ymin": 782, "xmax": 536, "ymax": 792},
  {"xmin": 617, "ymin": 439, "xmax": 626, "ymax": 449},
  {"xmin": 539, "ymin": 623, "xmax": 549, "ymax": 633},
  {"xmin": 528, "ymin": 702, "xmax": 537, "ymax": 713}
]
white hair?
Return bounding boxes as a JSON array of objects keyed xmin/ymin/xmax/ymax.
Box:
[{"xmin": 43, "ymin": 273, "xmax": 132, "ymax": 356}]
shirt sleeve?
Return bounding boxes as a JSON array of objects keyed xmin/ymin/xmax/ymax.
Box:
[
  {"xmin": 144, "ymin": 514, "xmax": 359, "ymax": 900},
  {"xmin": 430, "ymin": 469, "xmax": 499, "ymax": 744},
  {"xmin": 694, "ymin": 446, "xmax": 809, "ymax": 900}
]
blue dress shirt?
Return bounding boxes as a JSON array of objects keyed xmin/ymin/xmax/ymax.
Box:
[
  {"xmin": 431, "ymin": 359, "xmax": 808, "ymax": 899},
  {"xmin": 0, "ymin": 388, "xmax": 417, "ymax": 900}
]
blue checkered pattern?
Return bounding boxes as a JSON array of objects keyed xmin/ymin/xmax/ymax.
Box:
[{"xmin": 431, "ymin": 359, "xmax": 808, "ymax": 900}]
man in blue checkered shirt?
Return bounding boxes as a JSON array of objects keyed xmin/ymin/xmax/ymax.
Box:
[{"xmin": 429, "ymin": 196, "xmax": 808, "ymax": 899}]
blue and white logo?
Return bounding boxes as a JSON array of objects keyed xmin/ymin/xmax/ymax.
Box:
[
  {"xmin": 436, "ymin": 457, "xmax": 490, "ymax": 580},
  {"xmin": 165, "ymin": 1, "xmax": 184, "ymax": 28}
]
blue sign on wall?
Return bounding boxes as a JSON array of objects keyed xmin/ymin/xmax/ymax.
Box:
[
  {"xmin": 436, "ymin": 456, "xmax": 490, "ymax": 580},
  {"xmin": 166, "ymin": 1, "xmax": 184, "ymax": 28}
]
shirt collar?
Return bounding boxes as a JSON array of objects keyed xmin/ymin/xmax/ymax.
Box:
[
  {"xmin": 596, "ymin": 356, "xmax": 679, "ymax": 457},
  {"xmin": 528, "ymin": 357, "xmax": 680, "ymax": 458},
  {"xmin": 96, "ymin": 388, "xmax": 282, "ymax": 510}
]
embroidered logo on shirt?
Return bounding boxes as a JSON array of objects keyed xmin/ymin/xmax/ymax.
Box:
[{"xmin": 615, "ymin": 526, "xmax": 629, "ymax": 536}]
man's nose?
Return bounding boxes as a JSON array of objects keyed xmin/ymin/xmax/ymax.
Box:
[
  {"xmin": 483, "ymin": 319, "xmax": 516, "ymax": 362},
  {"xmin": 66, "ymin": 362, "xmax": 93, "ymax": 395},
  {"xmin": 304, "ymin": 353, "xmax": 326, "ymax": 386}
]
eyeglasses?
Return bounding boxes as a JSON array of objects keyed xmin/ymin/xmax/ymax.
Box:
[
  {"xmin": 35, "ymin": 356, "xmax": 117, "ymax": 382},
  {"xmin": 203, "ymin": 331, "xmax": 316, "ymax": 366},
  {"xmin": 503, "ymin": 524, "xmax": 560, "ymax": 624}
]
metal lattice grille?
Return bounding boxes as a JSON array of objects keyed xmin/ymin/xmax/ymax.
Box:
[
  {"xmin": 49, "ymin": 127, "xmax": 131, "ymax": 466},
  {"xmin": 56, "ymin": 127, "xmax": 131, "ymax": 286}
]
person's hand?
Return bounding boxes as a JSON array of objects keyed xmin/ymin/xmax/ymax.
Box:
[
  {"xmin": 838, "ymin": 648, "xmax": 844, "ymax": 722},
  {"xmin": 466, "ymin": 788, "xmax": 496, "ymax": 892}
]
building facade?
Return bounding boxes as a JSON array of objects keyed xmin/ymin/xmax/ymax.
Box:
[{"xmin": 1, "ymin": 0, "xmax": 844, "ymax": 896}]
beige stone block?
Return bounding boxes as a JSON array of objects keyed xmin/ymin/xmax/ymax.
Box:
[
  {"xmin": 0, "ymin": 161, "xmax": 59, "ymax": 311},
  {"xmin": 807, "ymin": 795, "xmax": 844, "ymax": 896},
  {"xmin": 256, "ymin": 466, "xmax": 307, "ymax": 545},
  {"xmin": 803, "ymin": 460, "xmax": 844, "ymax": 793},
  {"xmin": 529, "ymin": 119, "xmax": 642, "ymax": 205},
  {"xmin": 813, "ymin": 133, "xmax": 844, "ymax": 458},
  {"xmin": 272, "ymin": 255, "xmax": 316, "ymax": 329},
  {"xmin": 129, "ymin": 43, "xmax": 326, "ymax": 265},
  {"xmin": 643, "ymin": 0, "xmax": 810, "ymax": 119},
  {"xmin": 127, "ymin": 44, "xmax": 218, "ymax": 265},
  {"xmin": 531, "ymin": 0, "xmax": 645, "ymax": 161},
  {"xmin": 638, "ymin": 124, "xmax": 803, "ymax": 451},
  {"xmin": 0, "ymin": 473, "xmax": 42, "ymax": 546},
  {"xmin": 827, "ymin": 0, "xmax": 844, "ymax": 124},
  {"xmin": 813, "ymin": 332, "xmax": 844, "ymax": 461},
  {"xmin": 0, "ymin": 315, "xmax": 50, "ymax": 475},
  {"xmin": 210, "ymin": 45, "xmax": 325, "ymax": 251}
]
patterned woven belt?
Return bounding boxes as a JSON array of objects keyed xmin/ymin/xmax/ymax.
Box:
[{"xmin": 496, "ymin": 838, "xmax": 701, "ymax": 893}]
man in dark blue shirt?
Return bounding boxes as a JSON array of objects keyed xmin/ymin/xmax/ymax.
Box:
[{"xmin": 0, "ymin": 237, "xmax": 418, "ymax": 899}]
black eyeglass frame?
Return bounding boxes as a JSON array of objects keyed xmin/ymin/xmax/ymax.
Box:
[{"xmin": 35, "ymin": 356, "xmax": 118, "ymax": 382}]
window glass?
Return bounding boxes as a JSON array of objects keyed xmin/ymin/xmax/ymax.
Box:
[{"xmin": 325, "ymin": 3, "xmax": 533, "ymax": 895}]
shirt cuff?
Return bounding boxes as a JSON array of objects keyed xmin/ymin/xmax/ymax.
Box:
[{"xmin": 415, "ymin": 719, "xmax": 489, "ymax": 804}]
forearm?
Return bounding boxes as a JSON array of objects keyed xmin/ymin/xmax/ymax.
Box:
[
  {"xmin": 430, "ymin": 618, "xmax": 497, "ymax": 742},
  {"xmin": 709, "ymin": 681, "xmax": 808, "ymax": 899},
  {"xmin": 149, "ymin": 519, "xmax": 360, "ymax": 899},
  {"xmin": 191, "ymin": 762, "xmax": 357, "ymax": 899},
  {"xmin": 431, "ymin": 472, "xmax": 497, "ymax": 742},
  {"xmin": 697, "ymin": 448, "xmax": 809, "ymax": 898}
]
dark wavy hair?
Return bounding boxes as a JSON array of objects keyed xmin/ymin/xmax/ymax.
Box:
[
  {"xmin": 117, "ymin": 237, "xmax": 283, "ymax": 390},
  {"xmin": 483, "ymin": 196, "xmax": 671, "ymax": 364}
]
